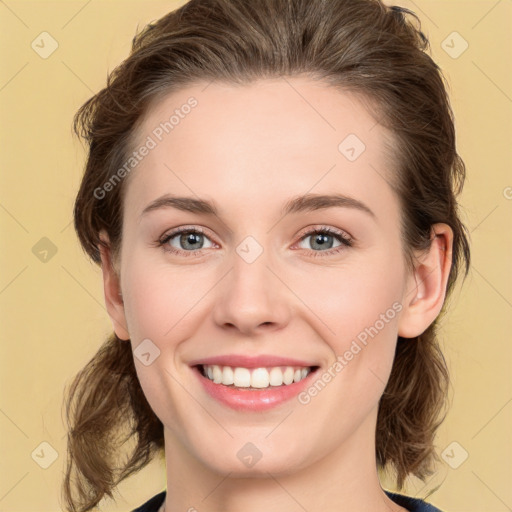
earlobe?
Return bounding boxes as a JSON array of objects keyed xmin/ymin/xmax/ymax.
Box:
[
  {"xmin": 98, "ymin": 230, "xmax": 130, "ymax": 341},
  {"xmin": 398, "ymin": 224, "xmax": 453, "ymax": 338}
]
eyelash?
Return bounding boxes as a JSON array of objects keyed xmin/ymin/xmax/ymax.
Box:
[{"xmin": 157, "ymin": 225, "xmax": 353, "ymax": 258}]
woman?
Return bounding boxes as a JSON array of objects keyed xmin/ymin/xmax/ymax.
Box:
[{"xmin": 63, "ymin": 0, "xmax": 470, "ymax": 511}]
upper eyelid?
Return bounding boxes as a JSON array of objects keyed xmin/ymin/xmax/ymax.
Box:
[
  {"xmin": 161, "ymin": 225, "xmax": 209, "ymax": 239},
  {"xmin": 296, "ymin": 225, "xmax": 352, "ymax": 240}
]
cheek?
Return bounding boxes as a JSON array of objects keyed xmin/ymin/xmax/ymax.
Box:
[
  {"xmin": 295, "ymin": 255, "xmax": 404, "ymax": 347},
  {"xmin": 123, "ymin": 280, "xmax": 172, "ymax": 341},
  {"xmin": 293, "ymin": 248, "xmax": 405, "ymax": 406},
  {"xmin": 120, "ymin": 256, "xmax": 199, "ymax": 426},
  {"xmin": 294, "ymin": 261, "xmax": 404, "ymax": 428},
  {"xmin": 120, "ymin": 251, "xmax": 210, "ymax": 341}
]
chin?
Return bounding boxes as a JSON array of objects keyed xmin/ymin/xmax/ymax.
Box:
[{"xmin": 196, "ymin": 441, "xmax": 311, "ymax": 477}]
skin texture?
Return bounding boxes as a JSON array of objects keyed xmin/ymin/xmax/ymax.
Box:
[{"xmin": 99, "ymin": 77, "xmax": 453, "ymax": 512}]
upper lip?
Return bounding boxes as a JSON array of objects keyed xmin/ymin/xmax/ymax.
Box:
[{"xmin": 189, "ymin": 354, "xmax": 317, "ymax": 369}]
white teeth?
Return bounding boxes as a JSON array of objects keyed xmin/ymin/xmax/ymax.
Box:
[
  {"xmin": 233, "ymin": 367, "xmax": 251, "ymax": 387},
  {"xmin": 251, "ymin": 368, "xmax": 269, "ymax": 388},
  {"xmin": 269, "ymin": 367, "xmax": 283, "ymax": 386},
  {"xmin": 283, "ymin": 367, "xmax": 294, "ymax": 385},
  {"xmin": 222, "ymin": 366, "xmax": 234, "ymax": 385},
  {"xmin": 201, "ymin": 364, "xmax": 314, "ymax": 388},
  {"xmin": 212, "ymin": 365, "xmax": 223, "ymax": 384}
]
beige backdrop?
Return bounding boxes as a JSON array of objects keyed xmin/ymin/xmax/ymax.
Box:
[{"xmin": 0, "ymin": 1, "xmax": 511, "ymax": 511}]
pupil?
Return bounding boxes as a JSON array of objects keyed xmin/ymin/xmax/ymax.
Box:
[
  {"xmin": 313, "ymin": 233, "xmax": 333, "ymax": 250},
  {"xmin": 182, "ymin": 232, "xmax": 202, "ymax": 250}
]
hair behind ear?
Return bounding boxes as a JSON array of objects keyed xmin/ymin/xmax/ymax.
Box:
[
  {"xmin": 376, "ymin": 323, "xmax": 450, "ymax": 490},
  {"xmin": 62, "ymin": 333, "xmax": 164, "ymax": 512}
]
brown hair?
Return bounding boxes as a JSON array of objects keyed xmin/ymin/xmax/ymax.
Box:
[{"xmin": 63, "ymin": 0, "xmax": 470, "ymax": 510}]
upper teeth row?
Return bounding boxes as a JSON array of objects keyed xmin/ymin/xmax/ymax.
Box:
[{"xmin": 203, "ymin": 365, "xmax": 312, "ymax": 388}]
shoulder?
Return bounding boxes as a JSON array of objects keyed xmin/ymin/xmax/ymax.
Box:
[
  {"xmin": 385, "ymin": 490, "xmax": 445, "ymax": 512},
  {"xmin": 131, "ymin": 491, "xmax": 166, "ymax": 512},
  {"xmin": 132, "ymin": 490, "xmax": 443, "ymax": 512}
]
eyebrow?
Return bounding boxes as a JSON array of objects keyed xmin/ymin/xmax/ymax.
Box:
[{"xmin": 140, "ymin": 193, "xmax": 375, "ymax": 219}]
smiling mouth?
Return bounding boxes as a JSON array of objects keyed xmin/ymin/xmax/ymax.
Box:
[{"xmin": 196, "ymin": 364, "xmax": 320, "ymax": 390}]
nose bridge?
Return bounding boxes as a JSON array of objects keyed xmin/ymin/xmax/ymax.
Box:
[{"xmin": 212, "ymin": 235, "xmax": 290, "ymax": 334}]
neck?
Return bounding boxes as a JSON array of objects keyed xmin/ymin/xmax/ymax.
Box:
[{"xmin": 160, "ymin": 407, "xmax": 407, "ymax": 512}]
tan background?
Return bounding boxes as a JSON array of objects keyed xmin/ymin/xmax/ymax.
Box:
[{"xmin": 0, "ymin": 1, "xmax": 511, "ymax": 510}]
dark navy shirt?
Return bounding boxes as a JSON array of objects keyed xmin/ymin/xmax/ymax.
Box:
[{"xmin": 131, "ymin": 490, "xmax": 444, "ymax": 511}]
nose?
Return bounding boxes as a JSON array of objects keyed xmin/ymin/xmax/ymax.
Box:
[{"xmin": 212, "ymin": 247, "xmax": 292, "ymax": 336}]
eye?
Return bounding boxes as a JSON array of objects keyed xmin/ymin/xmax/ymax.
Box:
[
  {"xmin": 295, "ymin": 226, "xmax": 353, "ymax": 257},
  {"xmin": 158, "ymin": 226, "xmax": 215, "ymax": 256},
  {"xmin": 156, "ymin": 225, "xmax": 353, "ymax": 258}
]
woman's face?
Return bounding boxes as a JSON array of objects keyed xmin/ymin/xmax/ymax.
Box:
[{"xmin": 103, "ymin": 78, "xmax": 429, "ymax": 476}]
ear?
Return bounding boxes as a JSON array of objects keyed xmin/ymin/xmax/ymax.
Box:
[
  {"xmin": 98, "ymin": 230, "xmax": 130, "ymax": 341},
  {"xmin": 398, "ymin": 223, "xmax": 454, "ymax": 338}
]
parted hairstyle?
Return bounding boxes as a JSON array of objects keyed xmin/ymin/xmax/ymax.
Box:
[{"xmin": 63, "ymin": 0, "xmax": 471, "ymax": 510}]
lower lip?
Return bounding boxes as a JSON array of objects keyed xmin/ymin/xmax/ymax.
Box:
[{"xmin": 192, "ymin": 366, "xmax": 319, "ymax": 411}]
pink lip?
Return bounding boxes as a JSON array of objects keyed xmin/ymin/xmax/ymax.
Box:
[
  {"xmin": 190, "ymin": 365, "xmax": 319, "ymax": 412},
  {"xmin": 188, "ymin": 354, "xmax": 316, "ymax": 368}
]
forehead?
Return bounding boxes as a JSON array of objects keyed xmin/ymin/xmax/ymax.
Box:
[{"xmin": 124, "ymin": 78, "xmax": 398, "ymax": 219}]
